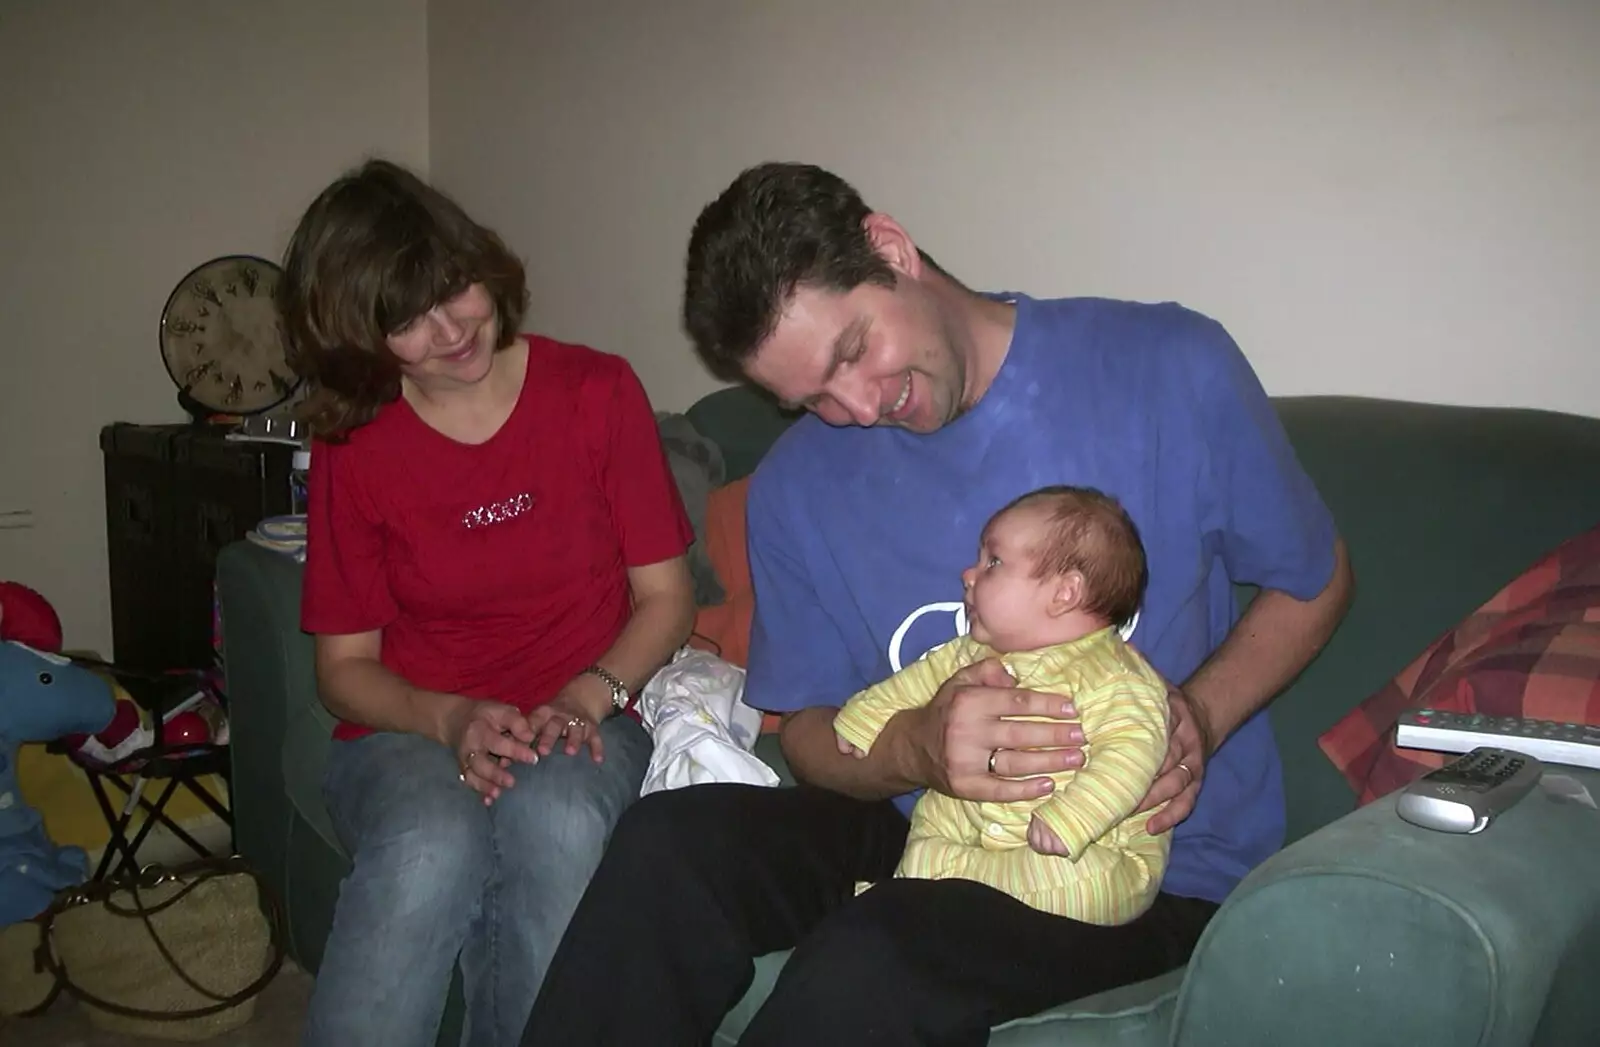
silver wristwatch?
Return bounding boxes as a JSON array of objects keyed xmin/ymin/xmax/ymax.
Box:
[{"xmin": 582, "ymin": 664, "xmax": 629, "ymax": 714}]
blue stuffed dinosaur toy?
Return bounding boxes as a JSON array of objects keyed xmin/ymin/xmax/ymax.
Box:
[{"xmin": 1, "ymin": 641, "xmax": 115, "ymax": 925}]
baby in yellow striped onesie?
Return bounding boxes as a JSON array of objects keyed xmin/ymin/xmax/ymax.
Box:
[{"xmin": 834, "ymin": 485, "xmax": 1170, "ymax": 925}]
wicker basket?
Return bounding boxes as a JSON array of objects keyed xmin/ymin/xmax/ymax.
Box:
[{"xmin": 38, "ymin": 856, "xmax": 283, "ymax": 1041}]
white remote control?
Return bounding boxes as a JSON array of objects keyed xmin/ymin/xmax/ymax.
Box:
[
  {"xmin": 1396, "ymin": 747, "xmax": 1544, "ymax": 834},
  {"xmin": 1395, "ymin": 709, "xmax": 1600, "ymax": 769}
]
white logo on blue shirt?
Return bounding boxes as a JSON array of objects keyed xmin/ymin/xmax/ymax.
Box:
[{"xmin": 886, "ymin": 603, "xmax": 1140, "ymax": 672}]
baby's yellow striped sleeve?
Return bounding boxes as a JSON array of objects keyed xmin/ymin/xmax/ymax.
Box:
[
  {"xmin": 834, "ymin": 639, "xmax": 969, "ymax": 755},
  {"xmin": 1032, "ymin": 676, "xmax": 1167, "ymax": 858}
]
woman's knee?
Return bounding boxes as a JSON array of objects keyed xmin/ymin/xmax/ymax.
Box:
[
  {"xmin": 496, "ymin": 784, "xmax": 693, "ymax": 900},
  {"xmin": 346, "ymin": 801, "xmax": 493, "ymax": 919},
  {"xmin": 500, "ymin": 783, "xmax": 750, "ymax": 889}
]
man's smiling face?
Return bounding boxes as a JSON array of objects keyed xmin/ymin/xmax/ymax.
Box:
[{"xmin": 745, "ymin": 278, "xmax": 971, "ymax": 434}]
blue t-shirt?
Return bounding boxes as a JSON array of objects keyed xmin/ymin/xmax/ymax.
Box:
[{"xmin": 742, "ymin": 295, "xmax": 1338, "ymax": 905}]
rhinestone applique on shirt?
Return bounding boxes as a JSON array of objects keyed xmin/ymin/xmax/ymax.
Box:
[{"xmin": 462, "ymin": 492, "xmax": 535, "ymax": 529}]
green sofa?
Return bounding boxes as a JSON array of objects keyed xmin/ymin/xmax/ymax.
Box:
[{"xmin": 216, "ymin": 389, "xmax": 1600, "ymax": 1046}]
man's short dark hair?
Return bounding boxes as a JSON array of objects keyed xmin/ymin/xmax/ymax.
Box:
[
  {"xmin": 993, "ymin": 485, "xmax": 1149, "ymax": 626},
  {"xmin": 682, "ymin": 162, "xmax": 897, "ymax": 382}
]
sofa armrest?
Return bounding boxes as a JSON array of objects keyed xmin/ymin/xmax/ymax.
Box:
[
  {"xmin": 216, "ymin": 543, "xmax": 340, "ymax": 879},
  {"xmin": 1171, "ymin": 768, "xmax": 1600, "ymax": 1046}
]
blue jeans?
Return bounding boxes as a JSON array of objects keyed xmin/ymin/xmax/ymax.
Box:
[{"xmin": 301, "ymin": 716, "xmax": 650, "ymax": 1047}]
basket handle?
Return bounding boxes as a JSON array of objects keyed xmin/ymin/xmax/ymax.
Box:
[{"xmin": 31, "ymin": 855, "xmax": 287, "ymax": 1022}]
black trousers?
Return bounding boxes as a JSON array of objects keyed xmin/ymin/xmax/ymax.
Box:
[{"xmin": 519, "ymin": 783, "xmax": 1218, "ymax": 1047}]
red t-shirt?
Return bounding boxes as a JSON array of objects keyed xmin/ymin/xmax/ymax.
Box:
[{"xmin": 300, "ymin": 335, "xmax": 694, "ymax": 741}]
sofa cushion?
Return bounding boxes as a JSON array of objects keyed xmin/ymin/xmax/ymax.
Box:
[
  {"xmin": 657, "ymin": 411, "xmax": 728, "ymax": 606},
  {"xmin": 1318, "ymin": 521, "xmax": 1600, "ymax": 804},
  {"xmin": 714, "ymin": 958, "xmax": 1183, "ymax": 1047}
]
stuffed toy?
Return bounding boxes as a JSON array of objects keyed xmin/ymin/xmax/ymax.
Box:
[
  {"xmin": 0, "ymin": 642, "xmax": 116, "ymax": 924},
  {"xmin": 0, "ymin": 581, "xmax": 62, "ymax": 653},
  {"xmin": 0, "ymin": 582, "xmax": 152, "ymax": 766},
  {"xmin": 0, "ymin": 584, "xmax": 118, "ymax": 926}
]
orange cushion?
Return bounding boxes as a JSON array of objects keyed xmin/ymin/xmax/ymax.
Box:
[
  {"xmin": 688, "ymin": 478, "xmax": 783, "ymax": 734},
  {"xmin": 690, "ymin": 477, "xmax": 754, "ymax": 669}
]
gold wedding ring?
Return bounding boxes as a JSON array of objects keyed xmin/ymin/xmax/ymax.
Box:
[{"xmin": 1175, "ymin": 762, "xmax": 1194, "ymax": 786}]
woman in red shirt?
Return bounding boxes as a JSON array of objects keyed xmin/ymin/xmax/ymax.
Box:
[{"xmin": 277, "ymin": 159, "xmax": 696, "ymax": 1047}]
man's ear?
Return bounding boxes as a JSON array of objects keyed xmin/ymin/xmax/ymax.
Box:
[
  {"xmin": 862, "ymin": 213, "xmax": 921, "ymax": 278},
  {"xmin": 1048, "ymin": 571, "xmax": 1087, "ymax": 618}
]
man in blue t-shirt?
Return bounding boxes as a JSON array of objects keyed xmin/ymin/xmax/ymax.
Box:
[{"xmin": 519, "ymin": 163, "xmax": 1353, "ymax": 1047}]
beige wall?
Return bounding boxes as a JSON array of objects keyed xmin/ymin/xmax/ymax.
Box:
[
  {"xmin": 0, "ymin": 1, "xmax": 428, "ymax": 653},
  {"xmin": 6, "ymin": 1, "xmax": 1597, "ymax": 654},
  {"xmin": 429, "ymin": 0, "xmax": 1599, "ymax": 419}
]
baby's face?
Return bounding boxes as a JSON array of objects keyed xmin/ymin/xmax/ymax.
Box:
[{"xmin": 960, "ymin": 505, "xmax": 1060, "ymax": 652}]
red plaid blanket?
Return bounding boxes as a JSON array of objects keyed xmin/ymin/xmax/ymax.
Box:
[{"xmin": 1319, "ymin": 522, "xmax": 1600, "ymax": 804}]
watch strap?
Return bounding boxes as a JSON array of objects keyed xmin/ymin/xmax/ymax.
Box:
[{"xmin": 581, "ymin": 664, "xmax": 629, "ymax": 713}]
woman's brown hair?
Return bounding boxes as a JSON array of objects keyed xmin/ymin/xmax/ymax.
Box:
[{"xmin": 277, "ymin": 158, "xmax": 529, "ymax": 440}]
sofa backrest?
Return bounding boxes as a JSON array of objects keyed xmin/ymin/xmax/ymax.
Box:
[
  {"xmin": 1267, "ymin": 396, "xmax": 1600, "ymax": 839},
  {"xmin": 683, "ymin": 386, "xmax": 1600, "ymax": 842},
  {"xmin": 686, "ymin": 388, "xmax": 799, "ymax": 484}
]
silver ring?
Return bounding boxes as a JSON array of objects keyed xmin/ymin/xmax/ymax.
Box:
[
  {"xmin": 987, "ymin": 748, "xmax": 1000, "ymax": 775},
  {"xmin": 1175, "ymin": 762, "xmax": 1194, "ymax": 786},
  {"xmin": 567, "ymin": 717, "xmax": 583, "ymax": 729}
]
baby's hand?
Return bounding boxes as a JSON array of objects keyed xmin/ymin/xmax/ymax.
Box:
[
  {"xmin": 835, "ymin": 733, "xmax": 867, "ymax": 759},
  {"xmin": 1027, "ymin": 814, "xmax": 1070, "ymax": 856}
]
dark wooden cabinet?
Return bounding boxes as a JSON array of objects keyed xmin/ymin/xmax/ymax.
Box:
[{"xmin": 102, "ymin": 423, "xmax": 295, "ymax": 672}]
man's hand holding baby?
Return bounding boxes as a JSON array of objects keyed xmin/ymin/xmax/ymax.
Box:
[{"xmin": 915, "ymin": 658, "xmax": 1083, "ymax": 803}]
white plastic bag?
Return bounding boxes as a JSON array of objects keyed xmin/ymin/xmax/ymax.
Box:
[{"xmin": 637, "ymin": 648, "xmax": 779, "ymax": 796}]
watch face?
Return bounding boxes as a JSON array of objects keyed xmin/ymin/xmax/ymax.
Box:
[{"xmin": 159, "ymin": 254, "xmax": 300, "ymax": 414}]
